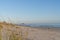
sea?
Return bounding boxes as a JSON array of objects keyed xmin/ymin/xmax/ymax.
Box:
[{"xmin": 28, "ymin": 23, "xmax": 60, "ymax": 28}]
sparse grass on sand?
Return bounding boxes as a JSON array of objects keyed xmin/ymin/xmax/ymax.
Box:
[
  {"xmin": 0, "ymin": 22, "xmax": 29, "ymax": 40},
  {"xmin": 0, "ymin": 22, "xmax": 60, "ymax": 40}
]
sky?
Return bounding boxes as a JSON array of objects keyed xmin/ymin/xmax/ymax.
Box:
[{"xmin": 0, "ymin": 0, "xmax": 60, "ymax": 24}]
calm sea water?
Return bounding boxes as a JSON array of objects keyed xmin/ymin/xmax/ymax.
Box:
[{"xmin": 29, "ymin": 23, "xmax": 60, "ymax": 27}]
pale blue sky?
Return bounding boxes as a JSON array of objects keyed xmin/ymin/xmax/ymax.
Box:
[{"xmin": 0, "ymin": 0, "xmax": 60, "ymax": 24}]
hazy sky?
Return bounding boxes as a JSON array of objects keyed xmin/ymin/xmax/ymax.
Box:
[{"xmin": 0, "ymin": 0, "xmax": 60, "ymax": 24}]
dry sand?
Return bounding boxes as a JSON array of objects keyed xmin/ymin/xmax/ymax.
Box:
[
  {"xmin": 0, "ymin": 22, "xmax": 60, "ymax": 40},
  {"xmin": 19, "ymin": 26, "xmax": 60, "ymax": 40}
]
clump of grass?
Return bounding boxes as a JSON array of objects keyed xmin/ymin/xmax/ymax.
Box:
[
  {"xmin": 9, "ymin": 31, "xmax": 23, "ymax": 40},
  {"xmin": 0, "ymin": 24, "xmax": 3, "ymax": 40},
  {"xmin": 0, "ymin": 24, "xmax": 3, "ymax": 29},
  {"xmin": 9, "ymin": 26, "xmax": 23, "ymax": 40},
  {"xmin": 25, "ymin": 31, "xmax": 28, "ymax": 39},
  {"xmin": 0, "ymin": 23, "xmax": 29, "ymax": 40},
  {"xmin": 0, "ymin": 32, "xmax": 2, "ymax": 40},
  {"xmin": 9, "ymin": 27, "xmax": 29, "ymax": 40},
  {"xmin": 9, "ymin": 32, "xmax": 15, "ymax": 40}
]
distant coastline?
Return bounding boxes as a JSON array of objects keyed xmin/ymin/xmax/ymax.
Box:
[{"xmin": 17, "ymin": 23, "xmax": 60, "ymax": 28}]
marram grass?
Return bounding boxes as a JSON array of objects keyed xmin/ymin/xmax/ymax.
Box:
[
  {"xmin": 0, "ymin": 24, "xmax": 3, "ymax": 40},
  {"xmin": 0, "ymin": 22, "xmax": 29, "ymax": 40}
]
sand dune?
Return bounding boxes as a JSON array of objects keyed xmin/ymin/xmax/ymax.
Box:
[{"xmin": 0, "ymin": 22, "xmax": 60, "ymax": 40}]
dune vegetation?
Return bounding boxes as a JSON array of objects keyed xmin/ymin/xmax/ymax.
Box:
[
  {"xmin": 0, "ymin": 22, "xmax": 29, "ymax": 40},
  {"xmin": 0, "ymin": 22, "xmax": 60, "ymax": 40}
]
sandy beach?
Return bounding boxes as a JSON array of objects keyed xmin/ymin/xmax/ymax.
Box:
[
  {"xmin": 19, "ymin": 26, "xmax": 60, "ymax": 40},
  {"xmin": 0, "ymin": 23, "xmax": 60, "ymax": 40}
]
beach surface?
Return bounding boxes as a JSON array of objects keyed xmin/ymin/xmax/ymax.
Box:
[{"xmin": 0, "ymin": 22, "xmax": 60, "ymax": 40}]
